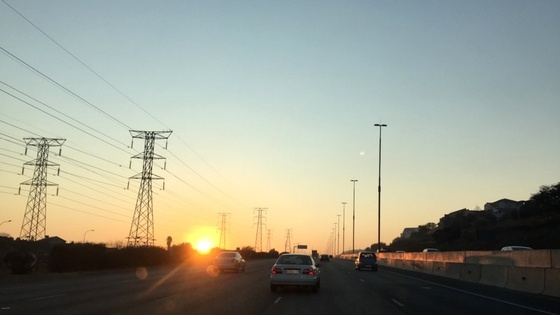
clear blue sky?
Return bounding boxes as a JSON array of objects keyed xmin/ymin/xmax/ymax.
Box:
[{"xmin": 1, "ymin": 0, "xmax": 559, "ymax": 253}]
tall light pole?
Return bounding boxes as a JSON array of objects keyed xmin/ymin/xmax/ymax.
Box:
[
  {"xmin": 374, "ymin": 123, "xmax": 387, "ymax": 252},
  {"xmin": 0, "ymin": 220, "xmax": 11, "ymax": 227},
  {"xmin": 341, "ymin": 202, "xmax": 346, "ymax": 254},
  {"xmin": 83, "ymin": 229, "xmax": 94, "ymax": 243},
  {"xmin": 351, "ymin": 179, "xmax": 358, "ymax": 254},
  {"xmin": 337, "ymin": 214, "xmax": 341, "ymax": 256}
]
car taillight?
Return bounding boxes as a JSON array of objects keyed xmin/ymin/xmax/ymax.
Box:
[
  {"xmin": 303, "ymin": 268, "xmax": 315, "ymax": 275},
  {"xmin": 232, "ymin": 259, "xmax": 238, "ymax": 263},
  {"xmin": 271, "ymin": 267, "xmax": 283, "ymax": 274}
]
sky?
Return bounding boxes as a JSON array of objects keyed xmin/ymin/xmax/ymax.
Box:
[{"xmin": 1, "ymin": 0, "xmax": 559, "ymax": 254}]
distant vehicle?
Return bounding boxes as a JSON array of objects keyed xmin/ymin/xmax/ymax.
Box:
[
  {"xmin": 311, "ymin": 249, "xmax": 319, "ymax": 260},
  {"xmin": 501, "ymin": 246, "xmax": 533, "ymax": 251},
  {"xmin": 396, "ymin": 250, "xmax": 405, "ymax": 253},
  {"xmin": 213, "ymin": 251, "xmax": 246, "ymax": 273},
  {"xmin": 270, "ymin": 254, "xmax": 321, "ymax": 292},
  {"xmin": 320, "ymin": 254, "xmax": 329, "ymax": 262},
  {"xmin": 354, "ymin": 251, "xmax": 378, "ymax": 271},
  {"xmin": 422, "ymin": 248, "xmax": 439, "ymax": 252}
]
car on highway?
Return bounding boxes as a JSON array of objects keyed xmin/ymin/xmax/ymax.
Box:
[
  {"xmin": 422, "ymin": 248, "xmax": 440, "ymax": 252},
  {"xmin": 354, "ymin": 251, "xmax": 378, "ymax": 271},
  {"xmin": 213, "ymin": 251, "xmax": 246, "ymax": 273},
  {"xmin": 320, "ymin": 254, "xmax": 329, "ymax": 262},
  {"xmin": 501, "ymin": 246, "xmax": 533, "ymax": 251},
  {"xmin": 270, "ymin": 253, "xmax": 321, "ymax": 292}
]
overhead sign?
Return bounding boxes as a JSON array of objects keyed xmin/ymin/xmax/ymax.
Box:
[{"xmin": 297, "ymin": 245, "xmax": 308, "ymax": 249}]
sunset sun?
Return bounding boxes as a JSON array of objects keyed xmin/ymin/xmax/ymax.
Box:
[{"xmin": 195, "ymin": 239, "xmax": 213, "ymax": 254}]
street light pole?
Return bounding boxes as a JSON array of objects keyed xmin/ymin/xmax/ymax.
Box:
[
  {"xmin": 341, "ymin": 202, "xmax": 346, "ymax": 255},
  {"xmin": 0, "ymin": 220, "xmax": 11, "ymax": 227},
  {"xmin": 351, "ymin": 179, "xmax": 358, "ymax": 254},
  {"xmin": 337, "ymin": 214, "xmax": 341, "ymax": 256},
  {"xmin": 374, "ymin": 123, "xmax": 387, "ymax": 252},
  {"xmin": 83, "ymin": 229, "xmax": 95, "ymax": 243}
]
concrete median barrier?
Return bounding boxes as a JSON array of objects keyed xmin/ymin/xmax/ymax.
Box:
[
  {"xmin": 479, "ymin": 264, "xmax": 508, "ymax": 288},
  {"xmin": 543, "ymin": 268, "xmax": 560, "ymax": 297},
  {"xmin": 460, "ymin": 263, "xmax": 481, "ymax": 283},
  {"xmin": 506, "ymin": 266, "xmax": 545, "ymax": 294}
]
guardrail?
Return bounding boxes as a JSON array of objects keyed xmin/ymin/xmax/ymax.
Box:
[{"xmin": 374, "ymin": 250, "xmax": 560, "ymax": 297}]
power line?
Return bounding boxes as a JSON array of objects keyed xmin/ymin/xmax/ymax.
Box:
[{"xmin": 0, "ymin": 47, "xmax": 130, "ymax": 129}]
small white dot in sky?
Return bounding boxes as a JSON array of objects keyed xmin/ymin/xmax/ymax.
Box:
[{"xmin": 360, "ymin": 151, "xmax": 365, "ymax": 156}]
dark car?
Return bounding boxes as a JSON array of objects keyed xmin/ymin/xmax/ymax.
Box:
[
  {"xmin": 213, "ymin": 251, "xmax": 246, "ymax": 273},
  {"xmin": 319, "ymin": 254, "xmax": 329, "ymax": 262},
  {"xmin": 354, "ymin": 251, "xmax": 378, "ymax": 271}
]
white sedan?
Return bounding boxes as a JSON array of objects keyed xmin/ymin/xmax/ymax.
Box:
[{"xmin": 270, "ymin": 253, "xmax": 321, "ymax": 292}]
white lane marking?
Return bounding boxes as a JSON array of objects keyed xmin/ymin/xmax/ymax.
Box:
[
  {"xmin": 274, "ymin": 297, "xmax": 282, "ymax": 304},
  {"xmin": 360, "ymin": 279, "xmax": 365, "ymax": 283},
  {"xmin": 386, "ymin": 270, "xmax": 557, "ymax": 315},
  {"xmin": 392, "ymin": 299, "xmax": 404, "ymax": 307},
  {"xmin": 30, "ymin": 293, "xmax": 67, "ymax": 301},
  {"xmin": 1, "ymin": 307, "xmax": 11, "ymax": 310}
]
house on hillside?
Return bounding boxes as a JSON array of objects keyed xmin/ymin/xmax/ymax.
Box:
[
  {"xmin": 400, "ymin": 227, "xmax": 418, "ymax": 239},
  {"xmin": 484, "ymin": 198, "xmax": 524, "ymax": 220}
]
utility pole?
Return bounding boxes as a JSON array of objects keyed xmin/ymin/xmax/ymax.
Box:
[
  {"xmin": 253, "ymin": 207, "xmax": 267, "ymax": 252},
  {"xmin": 19, "ymin": 137, "xmax": 65, "ymax": 241},
  {"xmin": 127, "ymin": 130, "xmax": 172, "ymax": 247},
  {"xmin": 217, "ymin": 213, "xmax": 230, "ymax": 249},
  {"xmin": 342, "ymin": 202, "xmax": 347, "ymax": 254},
  {"xmin": 337, "ymin": 214, "xmax": 341, "ymax": 255},
  {"xmin": 351, "ymin": 179, "xmax": 358, "ymax": 254},
  {"xmin": 375, "ymin": 123, "xmax": 387, "ymax": 252}
]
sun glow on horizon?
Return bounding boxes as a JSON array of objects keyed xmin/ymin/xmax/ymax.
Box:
[{"xmin": 195, "ymin": 239, "xmax": 213, "ymax": 254}]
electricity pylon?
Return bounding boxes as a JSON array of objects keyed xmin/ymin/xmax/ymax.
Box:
[
  {"xmin": 19, "ymin": 137, "xmax": 65, "ymax": 241},
  {"xmin": 127, "ymin": 130, "xmax": 172, "ymax": 247},
  {"xmin": 217, "ymin": 213, "xmax": 230, "ymax": 249},
  {"xmin": 284, "ymin": 229, "xmax": 292, "ymax": 253},
  {"xmin": 253, "ymin": 207, "xmax": 267, "ymax": 252}
]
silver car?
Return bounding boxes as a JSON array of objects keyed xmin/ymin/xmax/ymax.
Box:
[
  {"xmin": 270, "ymin": 254, "xmax": 320, "ymax": 292},
  {"xmin": 213, "ymin": 251, "xmax": 246, "ymax": 273}
]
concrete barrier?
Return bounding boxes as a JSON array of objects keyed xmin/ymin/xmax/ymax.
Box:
[
  {"xmin": 551, "ymin": 250, "xmax": 560, "ymax": 268},
  {"xmin": 506, "ymin": 266, "xmax": 545, "ymax": 294},
  {"xmin": 460, "ymin": 263, "xmax": 481, "ymax": 283},
  {"xmin": 479, "ymin": 264, "xmax": 508, "ymax": 288},
  {"xmin": 443, "ymin": 262, "xmax": 462, "ymax": 279},
  {"xmin": 543, "ymin": 268, "xmax": 560, "ymax": 297},
  {"xmin": 377, "ymin": 250, "xmax": 559, "ymax": 298}
]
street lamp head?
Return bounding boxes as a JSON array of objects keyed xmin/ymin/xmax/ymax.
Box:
[{"xmin": 374, "ymin": 124, "xmax": 387, "ymax": 127}]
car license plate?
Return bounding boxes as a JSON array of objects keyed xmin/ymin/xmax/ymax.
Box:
[{"xmin": 286, "ymin": 270, "xmax": 299, "ymax": 274}]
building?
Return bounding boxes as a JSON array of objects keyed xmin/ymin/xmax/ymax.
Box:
[{"xmin": 484, "ymin": 198, "xmax": 524, "ymax": 220}]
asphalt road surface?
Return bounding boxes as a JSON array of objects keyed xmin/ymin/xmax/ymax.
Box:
[{"xmin": 1, "ymin": 258, "xmax": 559, "ymax": 315}]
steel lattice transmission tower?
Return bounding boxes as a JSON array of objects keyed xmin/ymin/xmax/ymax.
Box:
[
  {"xmin": 217, "ymin": 213, "xmax": 230, "ymax": 249},
  {"xmin": 253, "ymin": 207, "xmax": 267, "ymax": 252},
  {"xmin": 127, "ymin": 130, "xmax": 172, "ymax": 247},
  {"xmin": 284, "ymin": 229, "xmax": 292, "ymax": 253},
  {"xmin": 19, "ymin": 137, "xmax": 65, "ymax": 241}
]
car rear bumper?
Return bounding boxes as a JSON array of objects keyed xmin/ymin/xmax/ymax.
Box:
[{"xmin": 270, "ymin": 275, "xmax": 319, "ymax": 286}]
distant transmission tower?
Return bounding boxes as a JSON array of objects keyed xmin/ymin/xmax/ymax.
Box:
[
  {"xmin": 127, "ymin": 130, "xmax": 172, "ymax": 247},
  {"xmin": 19, "ymin": 137, "xmax": 65, "ymax": 241},
  {"xmin": 284, "ymin": 229, "xmax": 292, "ymax": 253},
  {"xmin": 253, "ymin": 207, "xmax": 267, "ymax": 252},
  {"xmin": 266, "ymin": 229, "xmax": 272, "ymax": 252},
  {"xmin": 217, "ymin": 213, "xmax": 230, "ymax": 249}
]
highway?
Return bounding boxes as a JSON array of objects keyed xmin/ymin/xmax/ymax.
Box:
[{"xmin": 1, "ymin": 258, "xmax": 559, "ymax": 315}]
